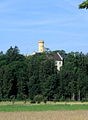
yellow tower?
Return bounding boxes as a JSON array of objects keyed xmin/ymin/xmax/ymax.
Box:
[{"xmin": 38, "ymin": 40, "xmax": 45, "ymax": 53}]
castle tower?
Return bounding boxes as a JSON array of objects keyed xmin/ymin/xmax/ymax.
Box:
[{"xmin": 38, "ymin": 40, "xmax": 45, "ymax": 53}]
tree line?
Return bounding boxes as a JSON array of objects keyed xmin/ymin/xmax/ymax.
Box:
[{"xmin": 0, "ymin": 46, "xmax": 88, "ymax": 102}]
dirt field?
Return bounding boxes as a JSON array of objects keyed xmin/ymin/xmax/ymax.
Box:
[{"xmin": 0, "ymin": 111, "xmax": 88, "ymax": 120}]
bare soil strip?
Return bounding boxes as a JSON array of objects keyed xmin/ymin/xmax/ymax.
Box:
[{"xmin": 0, "ymin": 111, "xmax": 88, "ymax": 120}]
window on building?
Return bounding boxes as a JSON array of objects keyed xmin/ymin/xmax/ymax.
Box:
[{"xmin": 59, "ymin": 61, "xmax": 61, "ymax": 65}]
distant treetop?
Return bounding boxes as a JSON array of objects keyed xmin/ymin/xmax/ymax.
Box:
[{"xmin": 79, "ymin": 0, "xmax": 88, "ymax": 9}]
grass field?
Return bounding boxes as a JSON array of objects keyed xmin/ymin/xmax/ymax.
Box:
[{"xmin": 0, "ymin": 103, "xmax": 88, "ymax": 112}]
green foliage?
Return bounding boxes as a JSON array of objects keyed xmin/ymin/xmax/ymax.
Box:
[
  {"xmin": 34, "ymin": 95, "xmax": 43, "ymax": 104},
  {"xmin": 79, "ymin": 0, "xmax": 88, "ymax": 9},
  {"xmin": 53, "ymin": 94, "xmax": 60, "ymax": 102},
  {"xmin": 0, "ymin": 47, "xmax": 88, "ymax": 102},
  {"xmin": 43, "ymin": 97, "xmax": 47, "ymax": 104},
  {"xmin": 10, "ymin": 95, "xmax": 15, "ymax": 104},
  {"xmin": 22, "ymin": 95, "xmax": 27, "ymax": 104},
  {"xmin": 30, "ymin": 99, "xmax": 36, "ymax": 104}
]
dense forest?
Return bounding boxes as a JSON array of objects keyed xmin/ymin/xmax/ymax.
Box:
[{"xmin": 0, "ymin": 46, "xmax": 88, "ymax": 102}]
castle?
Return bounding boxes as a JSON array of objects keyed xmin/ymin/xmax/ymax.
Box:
[{"xmin": 36, "ymin": 40, "xmax": 63, "ymax": 71}]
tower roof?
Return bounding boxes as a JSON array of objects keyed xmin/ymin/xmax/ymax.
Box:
[{"xmin": 38, "ymin": 40, "xmax": 44, "ymax": 43}]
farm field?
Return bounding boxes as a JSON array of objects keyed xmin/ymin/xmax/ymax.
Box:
[
  {"xmin": 0, "ymin": 102, "xmax": 88, "ymax": 120},
  {"xmin": 0, "ymin": 111, "xmax": 88, "ymax": 120}
]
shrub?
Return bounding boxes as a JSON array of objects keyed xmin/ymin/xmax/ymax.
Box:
[
  {"xmin": 43, "ymin": 97, "xmax": 47, "ymax": 104},
  {"xmin": 22, "ymin": 95, "xmax": 27, "ymax": 104},
  {"xmin": 30, "ymin": 99, "xmax": 36, "ymax": 104},
  {"xmin": 53, "ymin": 94, "xmax": 60, "ymax": 102},
  {"xmin": 34, "ymin": 95, "xmax": 43, "ymax": 104},
  {"xmin": 10, "ymin": 95, "xmax": 15, "ymax": 104}
]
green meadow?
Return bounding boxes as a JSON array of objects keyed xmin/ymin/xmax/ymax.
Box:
[{"xmin": 0, "ymin": 104, "xmax": 88, "ymax": 112}]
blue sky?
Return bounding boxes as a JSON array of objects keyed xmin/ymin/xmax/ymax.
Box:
[{"xmin": 0, "ymin": 0, "xmax": 88, "ymax": 54}]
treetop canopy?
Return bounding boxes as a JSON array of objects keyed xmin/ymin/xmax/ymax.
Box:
[{"xmin": 79, "ymin": 0, "xmax": 88, "ymax": 9}]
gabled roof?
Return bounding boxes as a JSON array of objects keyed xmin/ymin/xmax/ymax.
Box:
[{"xmin": 49, "ymin": 52, "xmax": 63, "ymax": 61}]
